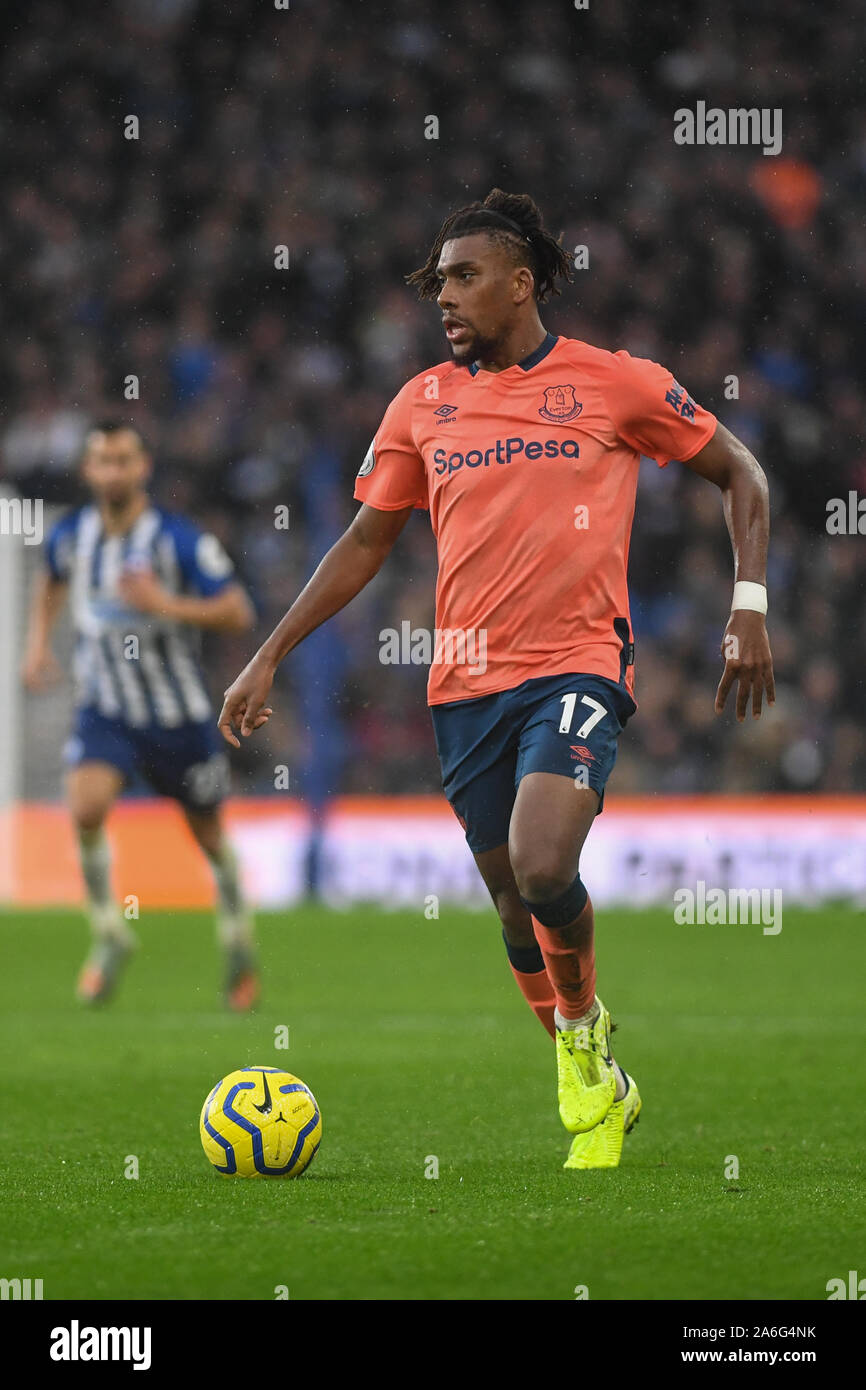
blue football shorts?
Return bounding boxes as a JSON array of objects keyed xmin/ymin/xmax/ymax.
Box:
[
  {"xmin": 430, "ymin": 671, "xmax": 636, "ymax": 856},
  {"xmin": 63, "ymin": 707, "xmax": 230, "ymax": 812}
]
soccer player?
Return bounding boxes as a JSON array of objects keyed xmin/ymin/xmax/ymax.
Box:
[
  {"xmin": 23, "ymin": 422, "xmax": 260, "ymax": 1009},
  {"xmin": 217, "ymin": 190, "xmax": 775, "ymax": 1167}
]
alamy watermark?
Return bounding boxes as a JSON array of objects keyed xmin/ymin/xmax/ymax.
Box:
[
  {"xmin": 674, "ymin": 881, "xmax": 782, "ymax": 935},
  {"xmin": 826, "ymin": 492, "xmax": 866, "ymax": 534},
  {"xmin": 379, "ymin": 621, "xmax": 487, "ymax": 673},
  {"xmin": 49, "ymin": 1322, "xmax": 151, "ymax": 1370},
  {"xmin": 674, "ymin": 102, "xmax": 782, "ymax": 157},
  {"xmin": 0, "ymin": 496, "xmax": 43, "ymax": 545},
  {"xmin": 826, "ymin": 1269, "xmax": 866, "ymax": 1299},
  {"xmin": 1, "ymin": 1276, "xmax": 43, "ymax": 1299}
]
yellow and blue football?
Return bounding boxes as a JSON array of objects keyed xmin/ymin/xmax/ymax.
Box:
[{"xmin": 200, "ymin": 1066, "xmax": 321, "ymax": 1178}]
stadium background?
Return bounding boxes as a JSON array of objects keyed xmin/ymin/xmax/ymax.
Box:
[
  {"xmin": 1, "ymin": 0, "xmax": 865, "ymax": 1309},
  {"xmin": 0, "ymin": 0, "xmax": 863, "ymax": 903},
  {"xmin": 4, "ymin": 0, "xmax": 865, "ymax": 801}
]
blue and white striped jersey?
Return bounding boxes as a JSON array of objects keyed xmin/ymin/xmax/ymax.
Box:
[{"xmin": 45, "ymin": 504, "xmax": 236, "ymax": 728}]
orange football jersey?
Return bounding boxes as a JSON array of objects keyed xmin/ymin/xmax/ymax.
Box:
[{"xmin": 354, "ymin": 332, "xmax": 717, "ymax": 705}]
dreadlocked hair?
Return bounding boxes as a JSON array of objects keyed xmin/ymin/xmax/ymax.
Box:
[{"xmin": 406, "ymin": 188, "xmax": 573, "ymax": 303}]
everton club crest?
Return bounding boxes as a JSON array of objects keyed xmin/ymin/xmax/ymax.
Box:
[{"xmin": 538, "ymin": 385, "xmax": 583, "ymax": 422}]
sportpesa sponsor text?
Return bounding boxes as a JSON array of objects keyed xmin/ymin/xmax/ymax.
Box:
[{"xmin": 433, "ymin": 435, "xmax": 581, "ymax": 475}]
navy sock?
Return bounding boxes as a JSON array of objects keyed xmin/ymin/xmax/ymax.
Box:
[
  {"xmin": 501, "ymin": 929, "xmax": 546, "ymax": 974},
  {"xmin": 519, "ymin": 872, "xmax": 588, "ymax": 929}
]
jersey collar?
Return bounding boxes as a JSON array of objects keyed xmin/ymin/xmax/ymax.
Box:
[{"xmin": 467, "ymin": 331, "xmax": 558, "ymax": 377}]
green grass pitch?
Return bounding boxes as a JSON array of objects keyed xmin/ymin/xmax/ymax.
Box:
[{"xmin": 1, "ymin": 901, "xmax": 864, "ymax": 1301}]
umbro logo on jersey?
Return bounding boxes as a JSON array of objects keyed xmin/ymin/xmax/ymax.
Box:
[
  {"xmin": 539, "ymin": 385, "xmax": 582, "ymax": 422},
  {"xmin": 434, "ymin": 404, "xmax": 459, "ymax": 423}
]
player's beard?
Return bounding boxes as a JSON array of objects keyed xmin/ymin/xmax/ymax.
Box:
[
  {"xmin": 449, "ymin": 327, "xmax": 498, "ymax": 368},
  {"xmin": 99, "ymin": 484, "xmax": 142, "ymax": 513}
]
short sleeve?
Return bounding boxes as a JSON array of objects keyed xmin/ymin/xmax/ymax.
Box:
[
  {"xmin": 353, "ymin": 379, "xmax": 428, "ymax": 511},
  {"xmin": 171, "ymin": 519, "xmax": 236, "ymax": 596},
  {"xmin": 604, "ymin": 352, "xmax": 717, "ymax": 467},
  {"xmin": 44, "ymin": 512, "xmax": 77, "ymax": 582}
]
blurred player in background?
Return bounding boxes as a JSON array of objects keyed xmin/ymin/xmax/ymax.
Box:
[
  {"xmin": 217, "ymin": 190, "xmax": 775, "ymax": 1168},
  {"xmin": 22, "ymin": 422, "xmax": 259, "ymax": 1009}
]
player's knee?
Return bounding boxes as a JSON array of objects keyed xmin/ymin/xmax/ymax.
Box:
[
  {"xmin": 70, "ymin": 801, "xmax": 108, "ymax": 834},
  {"xmin": 493, "ymin": 888, "xmax": 535, "ymax": 948},
  {"xmin": 510, "ymin": 853, "xmax": 577, "ymax": 909},
  {"xmin": 516, "ymin": 867, "xmax": 588, "ymax": 930},
  {"xmin": 185, "ymin": 809, "xmax": 222, "ymax": 857},
  {"xmin": 67, "ymin": 778, "xmax": 113, "ymax": 832},
  {"xmin": 66, "ymin": 766, "xmax": 121, "ymax": 834}
]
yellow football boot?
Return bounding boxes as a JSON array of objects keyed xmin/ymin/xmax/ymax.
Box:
[
  {"xmin": 563, "ymin": 1072, "xmax": 641, "ymax": 1170},
  {"xmin": 555, "ymin": 996, "xmax": 616, "ymax": 1132}
]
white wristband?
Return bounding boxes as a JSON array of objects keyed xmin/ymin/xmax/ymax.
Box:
[{"xmin": 731, "ymin": 581, "xmax": 767, "ymax": 614}]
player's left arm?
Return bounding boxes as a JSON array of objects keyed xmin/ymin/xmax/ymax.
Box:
[
  {"xmin": 118, "ymin": 525, "xmax": 255, "ymax": 633},
  {"xmin": 119, "ymin": 574, "xmax": 254, "ymax": 632},
  {"xmin": 681, "ymin": 421, "xmax": 775, "ymax": 721}
]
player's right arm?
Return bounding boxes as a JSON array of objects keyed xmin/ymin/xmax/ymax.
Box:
[
  {"xmin": 217, "ymin": 501, "xmax": 415, "ymax": 747},
  {"xmin": 21, "ymin": 571, "xmax": 68, "ymax": 690}
]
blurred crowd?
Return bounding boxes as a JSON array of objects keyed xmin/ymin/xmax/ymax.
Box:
[{"xmin": 3, "ymin": 0, "xmax": 865, "ymax": 797}]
